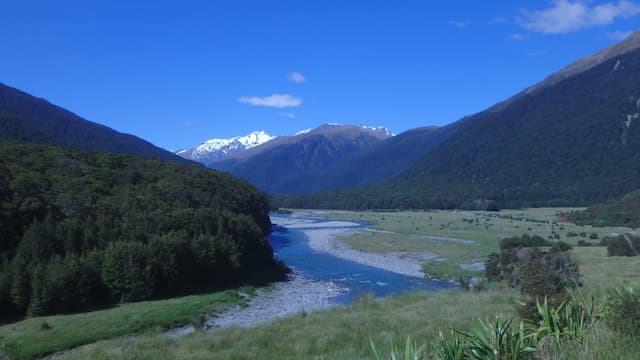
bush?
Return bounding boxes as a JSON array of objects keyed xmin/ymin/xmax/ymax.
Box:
[
  {"xmin": 607, "ymin": 285, "xmax": 640, "ymax": 337},
  {"xmin": 577, "ymin": 240, "xmax": 592, "ymax": 247},
  {"xmin": 500, "ymin": 234, "xmax": 551, "ymax": 250},
  {"xmin": 606, "ymin": 234, "xmax": 640, "ymax": 257},
  {"xmin": 550, "ymin": 241, "xmax": 573, "ymax": 253},
  {"xmin": 485, "ymin": 253, "xmax": 502, "ymax": 281}
]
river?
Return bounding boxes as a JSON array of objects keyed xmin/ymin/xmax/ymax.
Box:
[{"xmin": 269, "ymin": 215, "xmax": 454, "ymax": 304}]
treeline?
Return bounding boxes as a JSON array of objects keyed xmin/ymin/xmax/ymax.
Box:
[
  {"xmin": 570, "ymin": 190, "xmax": 640, "ymax": 228},
  {"xmin": 0, "ymin": 142, "xmax": 281, "ymax": 319}
]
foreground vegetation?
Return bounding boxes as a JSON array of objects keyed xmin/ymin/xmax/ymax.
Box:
[
  {"xmin": 0, "ymin": 289, "xmax": 248, "ymax": 360},
  {"xmin": 0, "ymin": 142, "xmax": 280, "ymax": 319},
  {"xmin": 51, "ymin": 289, "xmax": 517, "ymax": 359}
]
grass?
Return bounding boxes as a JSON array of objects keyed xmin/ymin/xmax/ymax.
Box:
[
  {"xmin": 571, "ymin": 247, "xmax": 640, "ymax": 290},
  {"xmin": 55, "ymin": 288, "xmax": 518, "ymax": 360},
  {"xmin": 0, "ymin": 288, "xmax": 251, "ymax": 360},
  {"xmin": 318, "ymin": 208, "xmax": 636, "ymax": 280}
]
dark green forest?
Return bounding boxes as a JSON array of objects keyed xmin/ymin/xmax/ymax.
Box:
[
  {"xmin": 0, "ymin": 142, "xmax": 281, "ymax": 319},
  {"xmin": 570, "ymin": 190, "xmax": 640, "ymax": 228}
]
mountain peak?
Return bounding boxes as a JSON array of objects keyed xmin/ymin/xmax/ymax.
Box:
[{"xmin": 176, "ymin": 130, "xmax": 275, "ymax": 163}]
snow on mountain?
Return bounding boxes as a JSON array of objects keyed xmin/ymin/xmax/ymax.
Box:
[
  {"xmin": 175, "ymin": 124, "xmax": 394, "ymax": 165},
  {"xmin": 176, "ymin": 131, "xmax": 275, "ymax": 163}
]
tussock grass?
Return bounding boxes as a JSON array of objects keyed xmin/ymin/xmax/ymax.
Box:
[
  {"xmin": 57, "ymin": 288, "xmax": 517, "ymax": 360},
  {"xmin": 0, "ymin": 289, "xmax": 246, "ymax": 360}
]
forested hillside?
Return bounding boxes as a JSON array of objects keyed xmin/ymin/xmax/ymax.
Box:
[
  {"xmin": 0, "ymin": 142, "xmax": 280, "ymax": 319},
  {"xmin": 570, "ymin": 190, "xmax": 640, "ymax": 228},
  {"xmin": 278, "ymin": 38, "xmax": 640, "ymax": 210}
]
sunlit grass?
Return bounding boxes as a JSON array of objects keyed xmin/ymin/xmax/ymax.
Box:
[
  {"xmin": 320, "ymin": 208, "xmax": 637, "ymax": 279},
  {"xmin": 0, "ymin": 289, "xmax": 249, "ymax": 360},
  {"xmin": 57, "ymin": 288, "xmax": 517, "ymax": 360}
]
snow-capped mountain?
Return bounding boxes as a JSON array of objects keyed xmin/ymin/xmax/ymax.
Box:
[
  {"xmin": 175, "ymin": 124, "xmax": 395, "ymax": 169},
  {"xmin": 176, "ymin": 131, "xmax": 275, "ymax": 164}
]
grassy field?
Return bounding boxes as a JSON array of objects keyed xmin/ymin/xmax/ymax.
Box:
[
  {"xmin": 0, "ymin": 288, "xmax": 252, "ymax": 360},
  {"xmin": 55, "ymin": 288, "xmax": 517, "ymax": 360},
  {"xmin": 315, "ymin": 208, "xmax": 636, "ymax": 279}
]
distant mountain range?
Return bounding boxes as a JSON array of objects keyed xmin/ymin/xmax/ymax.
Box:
[
  {"xmin": 0, "ymin": 83, "xmax": 188, "ymax": 163},
  {"xmin": 176, "ymin": 124, "xmax": 400, "ymax": 194},
  {"xmin": 278, "ymin": 29, "xmax": 640, "ymax": 209}
]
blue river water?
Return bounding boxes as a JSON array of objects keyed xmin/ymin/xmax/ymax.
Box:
[{"xmin": 269, "ymin": 216, "xmax": 455, "ymax": 304}]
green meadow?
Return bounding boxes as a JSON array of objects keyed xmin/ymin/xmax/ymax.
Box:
[{"xmin": 318, "ymin": 208, "xmax": 635, "ymax": 280}]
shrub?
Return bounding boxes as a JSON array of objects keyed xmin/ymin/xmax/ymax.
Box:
[
  {"xmin": 485, "ymin": 253, "xmax": 502, "ymax": 281},
  {"xmin": 370, "ymin": 336, "xmax": 426, "ymax": 360},
  {"xmin": 606, "ymin": 235, "xmax": 640, "ymax": 257},
  {"xmin": 606, "ymin": 284, "xmax": 640, "ymax": 337},
  {"xmin": 456, "ymin": 318, "xmax": 535, "ymax": 360},
  {"xmin": 589, "ymin": 233, "xmax": 599, "ymax": 240},
  {"xmin": 550, "ymin": 241, "xmax": 573, "ymax": 253},
  {"xmin": 577, "ymin": 240, "xmax": 591, "ymax": 247},
  {"xmin": 566, "ymin": 232, "xmax": 578, "ymax": 237},
  {"xmin": 500, "ymin": 234, "xmax": 551, "ymax": 250}
]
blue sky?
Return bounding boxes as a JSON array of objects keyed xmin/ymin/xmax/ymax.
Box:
[{"xmin": 2, "ymin": 1, "xmax": 640, "ymax": 151}]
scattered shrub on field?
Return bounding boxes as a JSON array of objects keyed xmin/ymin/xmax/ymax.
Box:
[
  {"xmin": 550, "ymin": 241, "xmax": 573, "ymax": 253},
  {"xmin": 589, "ymin": 233, "xmax": 599, "ymax": 240},
  {"xmin": 606, "ymin": 234, "xmax": 640, "ymax": 257},
  {"xmin": 500, "ymin": 234, "xmax": 551, "ymax": 250},
  {"xmin": 577, "ymin": 240, "xmax": 592, "ymax": 247},
  {"xmin": 566, "ymin": 232, "xmax": 578, "ymax": 237}
]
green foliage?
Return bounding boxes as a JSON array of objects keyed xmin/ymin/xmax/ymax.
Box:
[
  {"xmin": 456, "ymin": 318, "xmax": 535, "ymax": 360},
  {"xmin": 370, "ymin": 336, "xmax": 427, "ymax": 360},
  {"xmin": 0, "ymin": 142, "xmax": 279, "ymax": 319},
  {"xmin": 606, "ymin": 284, "xmax": 640, "ymax": 337},
  {"xmin": 500, "ymin": 234, "xmax": 551, "ymax": 250},
  {"xmin": 550, "ymin": 241, "xmax": 573, "ymax": 253},
  {"xmin": 530, "ymin": 292, "xmax": 602, "ymax": 344},
  {"xmin": 570, "ymin": 190, "xmax": 640, "ymax": 228},
  {"xmin": 433, "ymin": 330, "xmax": 465, "ymax": 360}
]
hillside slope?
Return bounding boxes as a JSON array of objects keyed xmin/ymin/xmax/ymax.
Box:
[
  {"xmin": 280, "ymin": 30, "xmax": 640, "ymax": 209},
  {"xmin": 0, "ymin": 83, "xmax": 189, "ymax": 163},
  {"xmin": 215, "ymin": 124, "xmax": 393, "ymax": 194}
]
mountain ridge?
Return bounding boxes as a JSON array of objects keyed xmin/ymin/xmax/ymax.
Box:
[{"xmin": 0, "ymin": 82, "xmax": 189, "ymax": 163}]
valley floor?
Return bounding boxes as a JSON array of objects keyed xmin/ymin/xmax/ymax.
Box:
[{"xmin": 2, "ymin": 208, "xmax": 639, "ymax": 359}]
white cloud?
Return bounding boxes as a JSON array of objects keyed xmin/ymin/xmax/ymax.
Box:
[
  {"xmin": 520, "ymin": 0, "xmax": 640, "ymax": 34},
  {"xmin": 510, "ymin": 33, "xmax": 529, "ymax": 40},
  {"xmin": 280, "ymin": 112, "xmax": 296, "ymax": 119},
  {"xmin": 448, "ymin": 20, "xmax": 471, "ymax": 28},
  {"xmin": 606, "ymin": 29, "xmax": 633, "ymax": 39},
  {"xmin": 237, "ymin": 94, "xmax": 302, "ymax": 108},
  {"xmin": 288, "ymin": 72, "xmax": 306, "ymax": 83}
]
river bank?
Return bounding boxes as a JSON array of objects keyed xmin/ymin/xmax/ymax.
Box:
[{"xmin": 278, "ymin": 214, "xmax": 438, "ymax": 278}]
